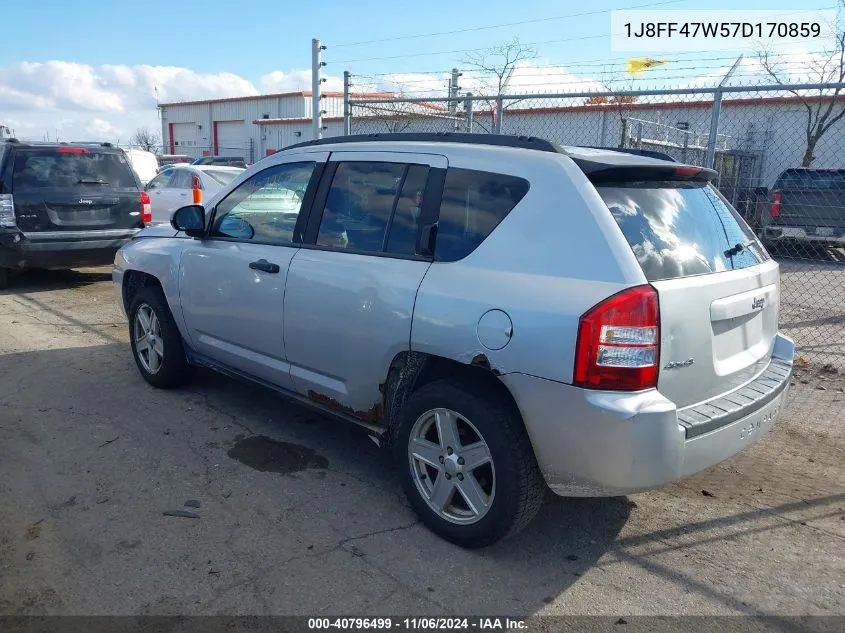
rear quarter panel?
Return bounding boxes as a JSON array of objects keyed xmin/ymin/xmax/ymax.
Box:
[{"xmin": 412, "ymin": 148, "xmax": 647, "ymax": 383}]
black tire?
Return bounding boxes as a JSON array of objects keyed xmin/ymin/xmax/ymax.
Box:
[
  {"xmin": 0, "ymin": 267, "xmax": 8, "ymax": 290},
  {"xmin": 394, "ymin": 379, "xmax": 546, "ymax": 548},
  {"xmin": 128, "ymin": 285, "xmax": 192, "ymax": 388}
]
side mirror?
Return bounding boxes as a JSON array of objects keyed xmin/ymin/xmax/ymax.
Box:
[{"xmin": 171, "ymin": 204, "xmax": 206, "ymax": 237}]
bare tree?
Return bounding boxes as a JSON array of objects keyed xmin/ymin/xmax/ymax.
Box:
[
  {"xmin": 463, "ymin": 37, "xmax": 537, "ymax": 96},
  {"xmin": 130, "ymin": 126, "xmax": 161, "ymax": 153},
  {"xmin": 757, "ymin": 5, "xmax": 845, "ymax": 167},
  {"xmin": 595, "ymin": 69, "xmax": 641, "ymax": 148},
  {"xmin": 462, "ymin": 38, "xmax": 537, "ymax": 128}
]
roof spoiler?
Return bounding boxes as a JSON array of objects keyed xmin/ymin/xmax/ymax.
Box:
[{"xmin": 578, "ymin": 162, "xmax": 718, "ymax": 184}]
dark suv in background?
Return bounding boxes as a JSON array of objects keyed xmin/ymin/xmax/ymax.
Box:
[
  {"xmin": 0, "ymin": 139, "xmax": 148, "ymax": 289},
  {"xmin": 760, "ymin": 168, "xmax": 845, "ymax": 254}
]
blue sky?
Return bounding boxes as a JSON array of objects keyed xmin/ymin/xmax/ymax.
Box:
[
  {"xmin": 3, "ymin": 0, "xmax": 831, "ymax": 77},
  {"xmin": 0, "ymin": 0, "xmax": 836, "ymax": 141}
]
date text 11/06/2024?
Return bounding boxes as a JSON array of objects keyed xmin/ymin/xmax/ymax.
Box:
[{"xmin": 307, "ymin": 618, "xmax": 527, "ymax": 630}]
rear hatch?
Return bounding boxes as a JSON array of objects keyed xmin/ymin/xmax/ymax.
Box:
[
  {"xmin": 592, "ymin": 163, "xmax": 778, "ymax": 409},
  {"xmin": 770, "ymin": 168, "xmax": 845, "ymax": 236},
  {"xmin": 11, "ymin": 146, "xmax": 142, "ymax": 232}
]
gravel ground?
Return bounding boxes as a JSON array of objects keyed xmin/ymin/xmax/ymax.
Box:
[{"xmin": 0, "ymin": 267, "xmax": 843, "ymax": 618}]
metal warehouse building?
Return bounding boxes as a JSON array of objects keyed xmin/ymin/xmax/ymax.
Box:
[{"xmin": 159, "ymin": 91, "xmax": 374, "ymax": 163}]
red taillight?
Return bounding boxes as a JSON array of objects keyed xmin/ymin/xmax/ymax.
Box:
[
  {"xmin": 56, "ymin": 147, "xmax": 89, "ymax": 153},
  {"xmin": 140, "ymin": 191, "xmax": 152, "ymax": 225},
  {"xmin": 573, "ymin": 285, "xmax": 660, "ymax": 391},
  {"xmin": 770, "ymin": 191, "xmax": 782, "ymax": 218}
]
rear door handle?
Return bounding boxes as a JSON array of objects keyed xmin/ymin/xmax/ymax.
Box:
[{"xmin": 249, "ymin": 259, "xmax": 280, "ymax": 274}]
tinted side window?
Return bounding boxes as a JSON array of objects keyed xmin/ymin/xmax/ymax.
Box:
[
  {"xmin": 435, "ymin": 168, "xmax": 529, "ymax": 262},
  {"xmin": 211, "ymin": 161, "xmax": 315, "ymax": 245},
  {"xmin": 169, "ymin": 170, "xmax": 192, "ymax": 189},
  {"xmin": 145, "ymin": 170, "xmax": 172, "ymax": 190},
  {"xmin": 316, "ymin": 162, "xmax": 405, "ymax": 253},
  {"xmin": 776, "ymin": 169, "xmax": 845, "ymax": 190},
  {"xmin": 385, "ymin": 165, "xmax": 429, "ymax": 256},
  {"xmin": 597, "ymin": 182, "xmax": 766, "ymax": 282}
]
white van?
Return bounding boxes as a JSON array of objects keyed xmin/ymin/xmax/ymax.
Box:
[{"xmin": 123, "ymin": 148, "xmax": 160, "ymax": 186}]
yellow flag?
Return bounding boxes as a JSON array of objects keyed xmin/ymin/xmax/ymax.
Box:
[{"xmin": 626, "ymin": 57, "xmax": 668, "ymax": 76}]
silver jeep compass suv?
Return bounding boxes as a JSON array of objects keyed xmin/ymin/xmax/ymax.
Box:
[{"xmin": 113, "ymin": 134, "xmax": 794, "ymax": 548}]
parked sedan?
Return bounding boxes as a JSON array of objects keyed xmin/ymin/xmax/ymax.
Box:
[{"xmin": 145, "ymin": 165, "xmax": 243, "ymax": 225}]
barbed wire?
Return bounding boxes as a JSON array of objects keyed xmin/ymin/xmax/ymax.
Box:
[
  {"xmin": 349, "ymin": 50, "xmax": 836, "ymax": 78},
  {"xmin": 330, "ymin": 0, "xmax": 688, "ymax": 48}
]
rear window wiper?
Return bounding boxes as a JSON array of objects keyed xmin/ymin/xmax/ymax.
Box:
[
  {"xmin": 724, "ymin": 239, "xmax": 756, "ymax": 258},
  {"xmin": 77, "ymin": 178, "xmax": 109, "ymax": 185}
]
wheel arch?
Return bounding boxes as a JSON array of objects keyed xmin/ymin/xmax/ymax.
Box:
[
  {"xmin": 122, "ymin": 269, "xmax": 164, "ymax": 315},
  {"xmin": 382, "ymin": 350, "xmax": 525, "ymax": 450}
]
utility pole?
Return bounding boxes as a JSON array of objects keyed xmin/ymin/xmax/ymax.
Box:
[
  {"xmin": 312, "ymin": 38, "xmax": 326, "ymax": 140},
  {"xmin": 705, "ymin": 54, "xmax": 743, "ymax": 169},
  {"xmin": 449, "ymin": 68, "xmax": 461, "ymax": 131},
  {"xmin": 343, "ymin": 71, "xmax": 351, "ymax": 136},
  {"xmin": 465, "ymin": 93, "xmax": 474, "ymax": 133}
]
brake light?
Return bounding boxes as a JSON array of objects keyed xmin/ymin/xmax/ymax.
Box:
[
  {"xmin": 674, "ymin": 165, "xmax": 701, "ymax": 177},
  {"xmin": 0, "ymin": 193, "xmax": 16, "ymax": 228},
  {"xmin": 191, "ymin": 175, "xmax": 202, "ymax": 204},
  {"xmin": 140, "ymin": 191, "xmax": 152, "ymax": 225},
  {"xmin": 573, "ymin": 285, "xmax": 660, "ymax": 391},
  {"xmin": 770, "ymin": 191, "xmax": 781, "ymax": 218},
  {"xmin": 56, "ymin": 147, "xmax": 89, "ymax": 153}
]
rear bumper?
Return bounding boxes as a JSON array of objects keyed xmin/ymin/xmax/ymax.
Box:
[
  {"xmin": 501, "ymin": 333, "xmax": 794, "ymax": 497},
  {"xmin": 762, "ymin": 225, "xmax": 845, "ymax": 244},
  {"xmin": 0, "ymin": 229, "xmax": 139, "ymax": 269}
]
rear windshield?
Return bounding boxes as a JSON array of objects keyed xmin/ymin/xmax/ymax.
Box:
[
  {"xmin": 13, "ymin": 149, "xmax": 139, "ymax": 190},
  {"xmin": 204, "ymin": 169, "xmax": 241, "ymax": 186},
  {"xmin": 597, "ymin": 182, "xmax": 768, "ymax": 282},
  {"xmin": 776, "ymin": 170, "xmax": 845, "ymax": 190}
]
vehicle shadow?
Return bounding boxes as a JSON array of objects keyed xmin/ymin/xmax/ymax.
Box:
[
  {"xmin": 0, "ymin": 267, "xmax": 113, "ymax": 295},
  {"xmin": 0, "ymin": 343, "xmax": 630, "ymax": 617}
]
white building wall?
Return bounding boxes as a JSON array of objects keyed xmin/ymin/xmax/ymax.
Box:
[{"xmin": 162, "ymin": 94, "xmax": 311, "ymax": 162}]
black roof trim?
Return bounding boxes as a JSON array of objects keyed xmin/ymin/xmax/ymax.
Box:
[{"xmin": 285, "ymin": 132, "xmax": 561, "ymax": 153}]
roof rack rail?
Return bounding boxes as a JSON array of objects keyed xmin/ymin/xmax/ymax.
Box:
[
  {"xmin": 583, "ymin": 146, "xmax": 677, "ymax": 162},
  {"xmin": 285, "ymin": 132, "xmax": 561, "ymax": 153}
]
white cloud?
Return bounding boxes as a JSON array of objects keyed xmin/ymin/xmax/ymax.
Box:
[
  {"xmin": 0, "ymin": 60, "xmax": 265, "ymax": 143},
  {"xmin": 259, "ymin": 68, "xmax": 344, "ymax": 93}
]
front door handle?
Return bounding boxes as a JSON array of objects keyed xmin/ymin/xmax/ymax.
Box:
[{"xmin": 249, "ymin": 258, "xmax": 280, "ymax": 274}]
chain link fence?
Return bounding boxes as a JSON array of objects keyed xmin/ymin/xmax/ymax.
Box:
[
  {"xmin": 347, "ymin": 82, "xmax": 845, "ymax": 394},
  {"xmin": 158, "ymin": 141, "xmax": 256, "ymax": 164}
]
